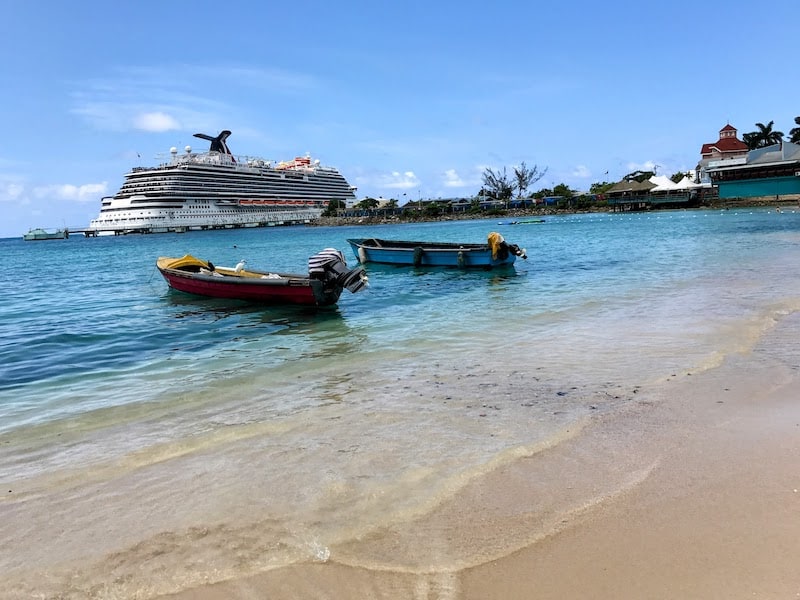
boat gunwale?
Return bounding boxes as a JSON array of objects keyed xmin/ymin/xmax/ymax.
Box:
[
  {"xmin": 346, "ymin": 238, "xmax": 490, "ymax": 252},
  {"xmin": 159, "ymin": 268, "xmax": 314, "ymax": 288},
  {"xmin": 156, "ymin": 256, "xmax": 312, "ymax": 287}
]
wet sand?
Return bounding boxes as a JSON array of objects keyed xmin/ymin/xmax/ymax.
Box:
[{"xmin": 161, "ymin": 330, "xmax": 800, "ymax": 598}]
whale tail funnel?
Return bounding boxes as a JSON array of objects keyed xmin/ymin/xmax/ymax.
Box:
[{"xmin": 193, "ymin": 130, "xmax": 233, "ymax": 156}]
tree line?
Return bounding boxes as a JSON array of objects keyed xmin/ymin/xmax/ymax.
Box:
[{"xmin": 328, "ymin": 115, "xmax": 800, "ymax": 216}]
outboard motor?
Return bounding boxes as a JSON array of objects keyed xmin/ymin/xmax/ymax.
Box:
[
  {"xmin": 506, "ymin": 243, "xmax": 527, "ymax": 259},
  {"xmin": 308, "ymin": 248, "xmax": 369, "ymax": 294},
  {"xmin": 488, "ymin": 232, "xmax": 527, "ymax": 260}
]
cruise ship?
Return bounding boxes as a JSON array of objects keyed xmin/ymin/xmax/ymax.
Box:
[{"xmin": 88, "ymin": 130, "xmax": 357, "ymax": 234}]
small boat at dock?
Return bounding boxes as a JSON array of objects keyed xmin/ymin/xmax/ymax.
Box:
[
  {"xmin": 23, "ymin": 227, "xmax": 69, "ymax": 241},
  {"xmin": 346, "ymin": 232, "xmax": 526, "ymax": 268},
  {"xmin": 156, "ymin": 249, "xmax": 368, "ymax": 306}
]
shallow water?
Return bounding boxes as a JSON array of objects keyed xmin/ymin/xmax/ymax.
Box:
[{"xmin": 2, "ymin": 208, "xmax": 800, "ymax": 597}]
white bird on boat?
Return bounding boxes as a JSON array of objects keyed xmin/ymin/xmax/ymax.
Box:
[{"xmin": 234, "ymin": 259, "xmax": 246, "ymax": 273}]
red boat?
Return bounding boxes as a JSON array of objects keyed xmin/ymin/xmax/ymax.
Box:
[{"xmin": 156, "ymin": 249, "xmax": 368, "ymax": 306}]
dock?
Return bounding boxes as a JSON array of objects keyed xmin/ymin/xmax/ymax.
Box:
[{"xmin": 65, "ymin": 220, "xmax": 310, "ymax": 238}]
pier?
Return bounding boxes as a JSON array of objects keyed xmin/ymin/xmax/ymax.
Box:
[{"xmin": 65, "ymin": 220, "xmax": 311, "ymax": 238}]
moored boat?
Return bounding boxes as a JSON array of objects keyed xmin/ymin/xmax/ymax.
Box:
[
  {"xmin": 346, "ymin": 232, "xmax": 526, "ymax": 268},
  {"xmin": 509, "ymin": 219, "xmax": 546, "ymax": 225},
  {"xmin": 23, "ymin": 228, "xmax": 69, "ymax": 241},
  {"xmin": 156, "ymin": 249, "xmax": 368, "ymax": 306}
]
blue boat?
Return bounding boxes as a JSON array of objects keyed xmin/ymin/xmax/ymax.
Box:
[{"xmin": 346, "ymin": 232, "xmax": 526, "ymax": 268}]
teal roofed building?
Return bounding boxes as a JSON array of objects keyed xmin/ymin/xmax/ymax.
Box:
[{"xmin": 707, "ymin": 142, "xmax": 800, "ymax": 199}]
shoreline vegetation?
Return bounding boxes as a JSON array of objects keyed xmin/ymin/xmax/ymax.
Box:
[{"xmin": 312, "ymin": 195, "xmax": 800, "ymax": 228}]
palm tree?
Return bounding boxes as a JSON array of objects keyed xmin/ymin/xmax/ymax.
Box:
[
  {"xmin": 743, "ymin": 121, "xmax": 785, "ymax": 149},
  {"xmin": 760, "ymin": 121, "xmax": 785, "ymax": 145},
  {"xmin": 790, "ymin": 117, "xmax": 800, "ymax": 144}
]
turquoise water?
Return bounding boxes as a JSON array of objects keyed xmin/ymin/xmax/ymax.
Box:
[{"xmin": 2, "ymin": 208, "xmax": 800, "ymax": 596}]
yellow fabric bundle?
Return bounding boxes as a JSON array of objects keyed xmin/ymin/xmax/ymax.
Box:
[{"xmin": 487, "ymin": 232, "xmax": 505, "ymax": 260}]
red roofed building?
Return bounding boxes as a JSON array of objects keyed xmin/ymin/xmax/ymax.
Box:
[
  {"xmin": 700, "ymin": 124, "xmax": 748, "ymax": 159},
  {"xmin": 697, "ymin": 124, "xmax": 749, "ymax": 182}
]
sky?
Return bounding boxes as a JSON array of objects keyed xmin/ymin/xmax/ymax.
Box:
[{"xmin": 1, "ymin": 0, "xmax": 799, "ymax": 238}]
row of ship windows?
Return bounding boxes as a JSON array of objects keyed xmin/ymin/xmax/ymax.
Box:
[
  {"xmin": 121, "ymin": 189, "xmax": 348, "ymax": 198},
  {"xmin": 102, "ymin": 204, "xmax": 321, "ymax": 214},
  {"xmin": 131, "ymin": 171, "xmax": 344, "ymax": 181},
  {"xmin": 129, "ymin": 177, "xmax": 316, "ymax": 187},
  {"xmin": 101, "ymin": 213, "xmax": 314, "ymax": 222},
  {"xmin": 125, "ymin": 174, "xmax": 346, "ymax": 184},
  {"xmin": 105, "ymin": 209, "xmax": 318, "ymax": 220}
]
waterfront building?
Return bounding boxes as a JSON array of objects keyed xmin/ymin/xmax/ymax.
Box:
[
  {"xmin": 706, "ymin": 141, "xmax": 800, "ymax": 199},
  {"xmin": 697, "ymin": 124, "xmax": 749, "ymax": 183}
]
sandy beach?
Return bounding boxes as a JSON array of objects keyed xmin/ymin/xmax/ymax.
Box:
[{"xmin": 160, "ymin": 318, "xmax": 800, "ymax": 599}]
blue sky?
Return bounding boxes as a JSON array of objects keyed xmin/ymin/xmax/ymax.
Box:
[{"xmin": 2, "ymin": 0, "xmax": 798, "ymax": 238}]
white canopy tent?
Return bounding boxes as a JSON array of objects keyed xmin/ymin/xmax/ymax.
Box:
[
  {"xmin": 648, "ymin": 175, "xmax": 681, "ymax": 192},
  {"xmin": 672, "ymin": 176, "xmax": 703, "ymax": 190}
]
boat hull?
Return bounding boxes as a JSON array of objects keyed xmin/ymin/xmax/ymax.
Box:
[
  {"xmin": 23, "ymin": 228, "xmax": 68, "ymax": 241},
  {"xmin": 156, "ymin": 257, "xmax": 342, "ymax": 306},
  {"xmin": 346, "ymin": 238, "xmax": 521, "ymax": 268}
]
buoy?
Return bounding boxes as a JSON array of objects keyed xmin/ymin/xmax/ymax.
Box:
[{"xmin": 457, "ymin": 250, "xmax": 465, "ymax": 268}]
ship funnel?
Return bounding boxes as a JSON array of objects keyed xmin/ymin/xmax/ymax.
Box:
[{"xmin": 193, "ymin": 130, "xmax": 233, "ymax": 155}]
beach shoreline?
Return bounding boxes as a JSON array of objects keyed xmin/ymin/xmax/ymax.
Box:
[{"xmin": 159, "ymin": 316, "xmax": 800, "ymax": 599}]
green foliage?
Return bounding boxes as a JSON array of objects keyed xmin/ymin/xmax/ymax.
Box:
[
  {"xmin": 623, "ymin": 170, "xmax": 654, "ymax": 183},
  {"xmin": 322, "ymin": 198, "xmax": 346, "ymax": 217},
  {"xmin": 589, "ymin": 181, "xmax": 615, "ymax": 194},
  {"xmin": 743, "ymin": 121, "xmax": 784, "ymax": 149},
  {"xmin": 552, "ymin": 183, "xmax": 573, "ymax": 198},
  {"xmin": 790, "ymin": 116, "xmax": 800, "ymax": 144},
  {"xmin": 573, "ymin": 194, "xmax": 602, "ymax": 209},
  {"xmin": 401, "ymin": 206, "xmax": 422, "ymax": 220},
  {"xmin": 354, "ymin": 197, "xmax": 379, "ymax": 210},
  {"xmin": 669, "ymin": 172, "xmax": 685, "ymax": 183},
  {"xmin": 423, "ymin": 203, "xmax": 442, "ymax": 217}
]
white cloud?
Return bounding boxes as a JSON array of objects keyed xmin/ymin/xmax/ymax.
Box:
[
  {"xmin": 133, "ymin": 112, "xmax": 181, "ymax": 132},
  {"xmin": 72, "ymin": 101, "xmax": 190, "ymax": 132},
  {"xmin": 0, "ymin": 182, "xmax": 25, "ymax": 202},
  {"xmin": 571, "ymin": 165, "xmax": 591, "ymax": 178},
  {"xmin": 33, "ymin": 183, "xmax": 108, "ymax": 203},
  {"xmin": 626, "ymin": 160, "xmax": 658, "ymax": 172},
  {"xmin": 378, "ymin": 170, "xmax": 420, "ymax": 190},
  {"xmin": 442, "ymin": 169, "xmax": 464, "ymax": 187},
  {"xmin": 70, "ymin": 64, "xmax": 319, "ymax": 133}
]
